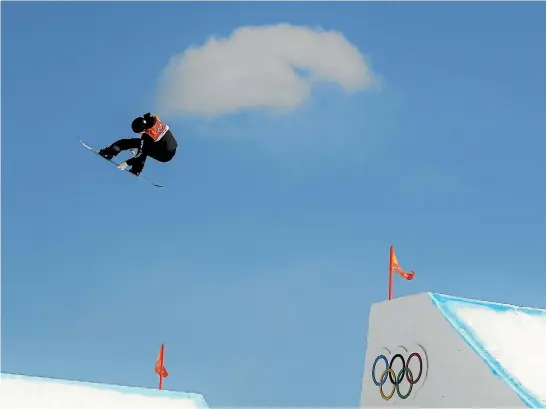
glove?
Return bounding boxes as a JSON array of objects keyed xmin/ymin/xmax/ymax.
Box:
[{"xmin": 117, "ymin": 161, "xmax": 128, "ymax": 171}]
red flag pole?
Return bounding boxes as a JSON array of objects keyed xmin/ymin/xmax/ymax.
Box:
[
  {"xmin": 388, "ymin": 245, "xmax": 394, "ymax": 300},
  {"xmin": 154, "ymin": 343, "xmax": 169, "ymax": 390},
  {"xmin": 158, "ymin": 344, "xmax": 164, "ymax": 390}
]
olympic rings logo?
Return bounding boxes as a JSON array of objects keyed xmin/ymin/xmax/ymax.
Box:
[{"xmin": 372, "ymin": 352, "xmax": 423, "ymax": 400}]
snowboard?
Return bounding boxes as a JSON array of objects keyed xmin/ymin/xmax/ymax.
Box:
[{"xmin": 79, "ymin": 138, "xmax": 164, "ymax": 188}]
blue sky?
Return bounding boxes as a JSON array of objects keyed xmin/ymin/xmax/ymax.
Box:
[{"xmin": 2, "ymin": 1, "xmax": 545, "ymax": 407}]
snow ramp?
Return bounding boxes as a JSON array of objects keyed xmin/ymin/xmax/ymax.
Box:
[
  {"xmin": 360, "ymin": 292, "xmax": 546, "ymax": 407},
  {"xmin": 0, "ymin": 373, "xmax": 209, "ymax": 409}
]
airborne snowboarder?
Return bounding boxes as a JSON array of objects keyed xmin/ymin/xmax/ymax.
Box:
[{"xmin": 99, "ymin": 112, "xmax": 178, "ymax": 176}]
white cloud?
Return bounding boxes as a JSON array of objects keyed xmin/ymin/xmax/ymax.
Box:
[{"xmin": 155, "ymin": 23, "xmax": 377, "ymax": 117}]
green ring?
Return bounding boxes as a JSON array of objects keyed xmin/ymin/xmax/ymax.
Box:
[{"xmin": 396, "ymin": 367, "xmax": 413, "ymax": 399}]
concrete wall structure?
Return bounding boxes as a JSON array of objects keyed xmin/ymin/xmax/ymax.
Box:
[
  {"xmin": 360, "ymin": 292, "xmax": 546, "ymax": 408},
  {"xmin": 0, "ymin": 373, "xmax": 209, "ymax": 409}
]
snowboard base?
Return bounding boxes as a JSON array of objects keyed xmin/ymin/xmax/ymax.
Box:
[{"xmin": 79, "ymin": 138, "xmax": 164, "ymax": 188}]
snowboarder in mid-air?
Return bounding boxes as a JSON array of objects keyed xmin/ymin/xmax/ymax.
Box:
[{"xmin": 99, "ymin": 112, "xmax": 178, "ymax": 176}]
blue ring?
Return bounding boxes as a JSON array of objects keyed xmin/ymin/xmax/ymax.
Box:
[{"xmin": 372, "ymin": 355, "xmax": 388, "ymax": 386}]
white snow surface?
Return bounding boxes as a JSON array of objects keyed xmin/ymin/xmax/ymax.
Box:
[
  {"xmin": 0, "ymin": 375, "xmax": 208, "ymax": 409},
  {"xmin": 455, "ymin": 303, "xmax": 546, "ymax": 405}
]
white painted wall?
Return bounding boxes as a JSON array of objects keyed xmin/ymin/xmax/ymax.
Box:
[{"xmin": 360, "ymin": 293, "xmax": 530, "ymax": 407}]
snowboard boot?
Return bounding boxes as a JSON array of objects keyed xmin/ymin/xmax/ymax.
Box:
[
  {"xmin": 99, "ymin": 144, "xmax": 121, "ymax": 160},
  {"xmin": 129, "ymin": 167, "xmax": 141, "ymax": 177},
  {"xmin": 128, "ymin": 160, "xmax": 144, "ymax": 176}
]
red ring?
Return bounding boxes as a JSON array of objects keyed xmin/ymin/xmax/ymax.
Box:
[{"xmin": 406, "ymin": 352, "xmax": 422, "ymax": 384}]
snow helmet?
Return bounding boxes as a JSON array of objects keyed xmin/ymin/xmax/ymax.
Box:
[{"xmin": 131, "ymin": 116, "xmax": 148, "ymax": 134}]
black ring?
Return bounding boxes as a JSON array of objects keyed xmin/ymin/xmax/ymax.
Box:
[{"xmin": 388, "ymin": 353, "xmax": 405, "ymax": 384}]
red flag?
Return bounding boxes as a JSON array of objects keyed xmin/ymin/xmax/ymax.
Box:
[
  {"xmin": 388, "ymin": 245, "xmax": 415, "ymax": 300},
  {"xmin": 155, "ymin": 343, "xmax": 168, "ymax": 389},
  {"xmin": 390, "ymin": 246, "xmax": 415, "ymax": 280}
]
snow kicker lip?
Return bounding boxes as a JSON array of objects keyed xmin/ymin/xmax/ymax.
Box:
[
  {"xmin": 429, "ymin": 292, "xmax": 545, "ymax": 408},
  {"xmin": 0, "ymin": 373, "xmax": 209, "ymax": 409}
]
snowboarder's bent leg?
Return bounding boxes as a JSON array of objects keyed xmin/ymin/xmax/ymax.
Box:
[
  {"xmin": 99, "ymin": 138, "xmax": 141, "ymax": 160},
  {"xmin": 148, "ymin": 147, "xmax": 176, "ymax": 163},
  {"xmin": 146, "ymin": 131, "xmax": 178, "ymax": 163}
]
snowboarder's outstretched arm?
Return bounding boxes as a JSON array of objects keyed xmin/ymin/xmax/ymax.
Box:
[
  {"xmin": 125, "ymin": 148, "xmax": 148, "ymax": 175},
  {"xmin": 123, "ymin": 133, "xmax": 156, "ymax": 175}
]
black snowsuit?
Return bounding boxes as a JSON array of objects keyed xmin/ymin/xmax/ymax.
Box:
[{"xmin": 104, "ymin": 117, "xmax": 178, "ymax": 175}]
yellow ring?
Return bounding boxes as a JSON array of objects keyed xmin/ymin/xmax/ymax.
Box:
[{"xmin": 379, "ymin": 368, "xmax": 396, "ymax": 400}]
